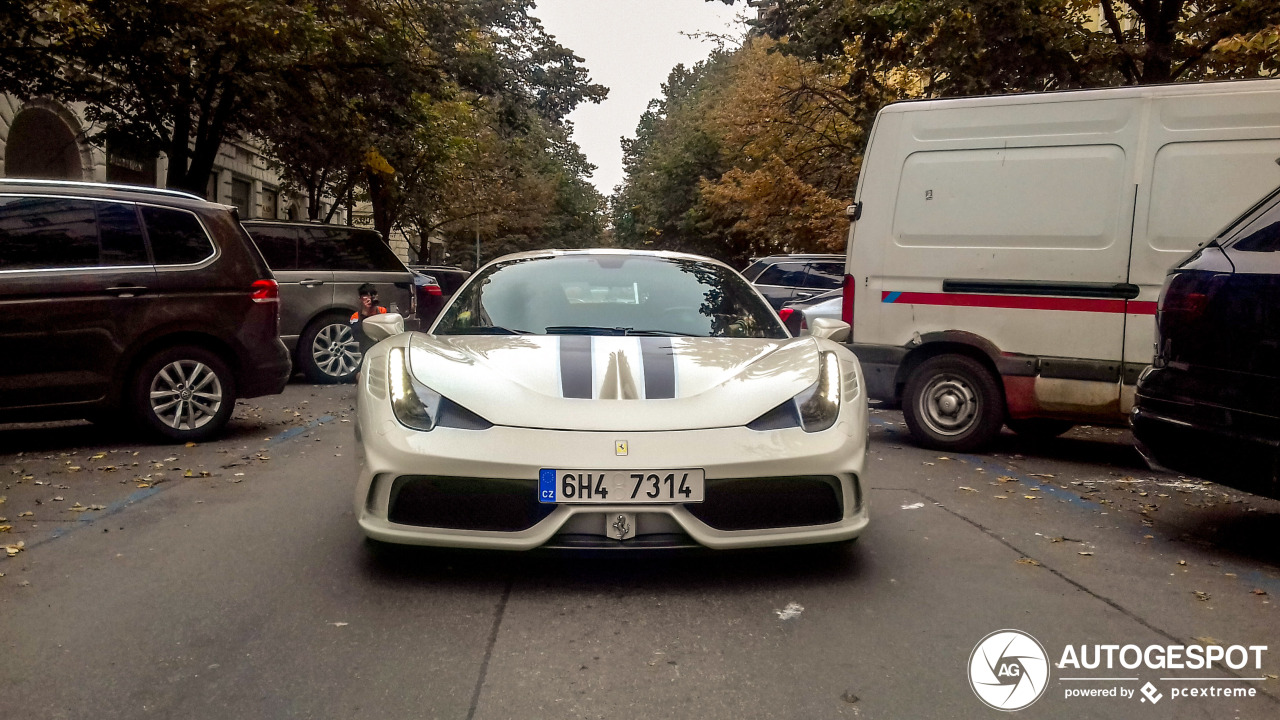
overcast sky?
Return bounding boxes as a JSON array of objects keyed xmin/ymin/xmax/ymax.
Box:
[{"xmin": 531, "ymin": 0, "xmax": 744, "ymax": 195}]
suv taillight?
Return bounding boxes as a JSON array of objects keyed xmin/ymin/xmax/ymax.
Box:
[
  {"xmin": 425, "ymin": 284, "xmax": 442, "ymax": 296},
  {"xmin": 841, "ymin": 274, "xmax": 855, "ymax": 326},
  {"xmin": 251, "ymin": 279, "xmax": 279, "ymax": 303}
]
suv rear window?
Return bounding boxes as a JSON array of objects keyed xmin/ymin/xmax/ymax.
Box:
[
  {"xmin": 803, "ymin": 262, "xmax": 845, "ymax": 290},
  {"xmin": 300, "ymin": 227, "xmax": 403, "ymax": 272},
  {"xmin": 754, "ymin": 262, "xmax": 808, "ymax": 287},
  {"xmin": 245, "ymin": 225, "xmax": 299, "ymax": 269},
  {"xmin": 142, "ymin": 206, "xmax": 215, "ymax": 265},
  {"xmin": 0, "ymin": 196, "xmax": 147, "ymax": 270}
]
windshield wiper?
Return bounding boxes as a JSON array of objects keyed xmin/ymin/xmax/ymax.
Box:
[
  {"xmin": 447, "ymin": 326, "xmax": 529, "ymax": 335},
  {"xmin": 543, "ymin": 326, "xmax": 699, "ymax": 337},
  {"xmin": 544, "ymin": 325, "xmax": 626, "ymax": 335},
  {"xmin": 622, "ymin": 329, "xmax": 699, "ymax": 337}
]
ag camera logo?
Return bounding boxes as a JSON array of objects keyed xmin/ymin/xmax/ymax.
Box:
[{"xmin": 969, "ymin": 630, "xmax": 1051, "ymax": 711}]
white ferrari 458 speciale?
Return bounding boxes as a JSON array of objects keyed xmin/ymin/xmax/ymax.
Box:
[{"xmin": 354, "ymin": 249, "xmax": 868, "ymax": 550}]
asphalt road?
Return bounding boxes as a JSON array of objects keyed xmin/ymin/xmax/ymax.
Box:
[{"xmin": 3, "ymin": 384, "xmax": 1279, "ymax": 719}]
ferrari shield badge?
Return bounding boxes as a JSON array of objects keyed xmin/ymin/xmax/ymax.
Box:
[{"xmin": 615, "ymin": 440, "xmax": 628, "ymax": 456}]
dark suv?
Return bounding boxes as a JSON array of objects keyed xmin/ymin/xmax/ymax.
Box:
[
  {"xmin": 1133, "ymin": 185, "xmax": 1280, "ymax": 499},
  {"xmin": 742, "ymin": 254, "xmax": 845, "ymax": 310},
  {"xmin": 0, "ymin": 179, "xmax": 291, "ymax": 441},
  {"xmin": 241, "ymin": 221, "xmax": 415, "ymax": 383}
]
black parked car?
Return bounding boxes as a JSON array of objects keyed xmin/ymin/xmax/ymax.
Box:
[
  {"xmin": 1133, "ymin": 185, "xmax": 1280, "ymax": 499},
  {"xmin": 242, "ymin": 220, "xmax": 415, "ymax": 383},
  {"xmin": 0, "ymin": 179, "xmax": 291, "ymax": 441},
  {"xmin": 742, "ymin": 254, "xmax": 844, "ymax": 310}
]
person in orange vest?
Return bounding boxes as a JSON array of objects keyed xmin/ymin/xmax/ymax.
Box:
[{"xmin": 350, "ymin": 283, "xmax": 388, "ymax": 356}]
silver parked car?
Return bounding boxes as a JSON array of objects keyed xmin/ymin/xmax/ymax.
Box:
[{"xmin": 242, "ymin": 221, "xmax": 415, "ymax": 383}]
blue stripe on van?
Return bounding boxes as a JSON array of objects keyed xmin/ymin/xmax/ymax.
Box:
[{"xmin": 883, "ymin": 291, "xmax": 902, "ymax": 303}]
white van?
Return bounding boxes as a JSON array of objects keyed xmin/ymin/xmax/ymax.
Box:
[{"xmin": 842, "ymin": 78, "xmax": 1280, "ymax": 451}]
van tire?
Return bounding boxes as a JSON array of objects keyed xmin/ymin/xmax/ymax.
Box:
[
  {"xmin": 1006, "ymin": 418, "xmax": 1074, "ymax": 439},
  {"xmin": 131, "ymin": 345, "xmax": 237, "ymax": 443},
  {"xmin": 299, "ymin": 314, "xmax": 361, "ymax": 384},
  {"xmin": 902, "ymin": 354, "xmax": 1004, "ymax": 452}
]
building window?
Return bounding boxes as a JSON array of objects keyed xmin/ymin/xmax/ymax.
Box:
[
  {"xmin": 230, "ymin": 177, "xmax": 252, "ymax": 218},
  {"xmin": 260, "ymin": 188, "xmax": 279, "ymax": 219},
  {"xmin": 206, "ymin": 173, "xmax": 220, "ymax": 202}
]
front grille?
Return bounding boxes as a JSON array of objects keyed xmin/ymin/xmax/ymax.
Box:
[
  {"xmin": 387, "ymin": 475, "xmax": 554, "ymax": 532},
  {"xmin": 686, "ymin": 475, "xmax": 844, "ymax": 531}
]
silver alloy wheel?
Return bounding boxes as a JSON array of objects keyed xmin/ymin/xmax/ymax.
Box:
[
  {"xmin": 149, "ymin": 360, "xmax": 224, "ymax": 430},
  {"xmin": 312, "ymin": 322, "xmax": 361, "ymax": 378},
  {"xmin": 917, "ymin": 372, "xmax": 980, "ymax": 437}
]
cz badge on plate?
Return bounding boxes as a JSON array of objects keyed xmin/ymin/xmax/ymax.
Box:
[{"xmin": 539, "ymin": 469, "xmax": 705, "ymax": 504}]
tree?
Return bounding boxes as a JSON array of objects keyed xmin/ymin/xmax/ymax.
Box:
[
  {"xmin": 0, "ymin": 0, "xmax": 322, "ymax": 194},
  {"xmin": 713, "ymin": 0, "xmax": 1280, "ymax": 91}
]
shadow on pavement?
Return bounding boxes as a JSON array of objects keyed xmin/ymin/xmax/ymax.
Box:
[
  {"xmin": 358, "ymin": 539, "xmax": 866, "ymax": 593},
  {"xmin": 1169, "ymin": 508, "xmax": 1280, "ymax": 569}
]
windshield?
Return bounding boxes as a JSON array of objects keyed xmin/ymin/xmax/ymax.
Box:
[{"xmin": 433, "ymin": 254, "xmax": 787, "ymax": 339}]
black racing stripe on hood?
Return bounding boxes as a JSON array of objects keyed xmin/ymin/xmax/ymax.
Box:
[
  {"xmin": 559, "ymin": 335, "xmax": 593, "ymax": 399},
  {"xmin": 640, "ymin": 337, "xmax": 676, "ymax": 399}
]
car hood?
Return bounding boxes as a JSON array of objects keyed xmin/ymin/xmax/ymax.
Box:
[{"xmin": 405, "ymin": 333, "xmax": 821, "ymax": 431}]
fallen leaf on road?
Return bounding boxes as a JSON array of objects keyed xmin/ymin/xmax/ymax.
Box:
[
  {"xmin": 0, "ymin": 525, "xmax": 10, "ymax": 533},
  {"xmin": 330, "ymin": 622, "xmax": 349, "ymax": 627},
  {"xmin": 993, "ymin": 495, "xmax": 1008, "ymax": 500},
  {"xmin": 1078, "ymin": 551, "xmax": 1094, "ymax": 556},
  {"xmin": 90, "ymin": 453, "xmax": 106, "ymax": 460},
  {"xmin": 958, "ymin": 486, "xmax": 977, "ymax": 492},
  {"xmin": 1024, "ymin": 495, "xmax": 1038, "ymax": 500},
  {"xmin": 1178, "ymin": 560, "xmax": 1187, "ymax": 566},
  {"xmin": 1193, "ymin": 591, "xmax": 1211, "ymax": 601},
  {"xmin": 198, "ymin": 471, "xmax": 211, "ymax": 478},
  {"xmin": 1194, "ymin": 637, "xmax": 1221, "ymax": 646},
  {"xmin": 937, "ymin": 456, "xmax": 952, "ymax": 461},
  {"xmin": 1029, "ymin": 473, "xmax": 1055, "ymax": 479},
  {"xmin": 922, "ymin": 462, "xmax": 934, "ymax": 466},
  {"xmin": 52, "ymin": 496, "xmax": 64, "ymax": 502},
  {"xmin": 901, "ymin": 502, "xmax": 925, "ymax": 510},
  {"xmin": 18, "ymin": 511, "xmax": 33, "ymax": 518},
  {"xmin": 4, "ymin": 540, "xmax": 24, "ymax": 556},
  {"xmin": 1016, "ymin": 558, "xmax": 1041, "ymax": 566},
  {"xmin": 67, "ymin": 467, "xmax": 81, "ymax": 472},
  {"xmin": 136, "ymin": 483, "xmax": 151, "ymax": 488},
  {"xmin": 774, "ymin": 602, "xmax": 804, "ymax": 620},
  {"xmin": 1252, "ymin": 589, "xmax": 1268, "ymax": 596},
  {"xmin": 997, "ymin": 476, "xmax": 1015, "ymax": 483}
]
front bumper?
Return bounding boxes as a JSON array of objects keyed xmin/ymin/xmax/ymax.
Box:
[{"xmin": 356, "ymin": 402, "xmax": 869, "ymax": 552}]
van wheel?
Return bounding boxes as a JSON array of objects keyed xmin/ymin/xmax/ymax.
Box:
[
  {"xmin": 132, "ymin": 346, "xmax": 237, "ymax": 443},
  {"xmin": 1006, "ymin": 418, "xmax": 1074, "ymax": 439},
  {"xmin": 300, "ymin": 314, "xmax": 361, "ymax": 383},
  {"xmin": 902, "ymin": 354, "xmax": 1004, "ymax": 452}
]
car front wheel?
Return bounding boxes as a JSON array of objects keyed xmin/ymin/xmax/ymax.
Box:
[
  {"xmin": 300, "ymin": 315, "xmax": 361, "ymax": 383},
  {"xmin": 132, "ymin": 346, "xmax": 237, "ymax": 442}
]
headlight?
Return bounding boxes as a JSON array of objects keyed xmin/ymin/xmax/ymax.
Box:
[
  {"xmin": 389, "ymin": 347, "xmax": 442, "ymax": 431},
  {"xmin": 794, "ymin": 351, "xmax": 841, "ymax": 432}
]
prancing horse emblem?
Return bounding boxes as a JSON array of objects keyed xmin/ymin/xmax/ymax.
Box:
[{"xmin": 612, "ymin": 514, "xmax": 632, "ymax": 540}]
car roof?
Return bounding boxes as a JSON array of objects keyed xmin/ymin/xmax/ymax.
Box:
[
  {"xmin": 0, "ymin": 178, "xmax": 221, "ymax": 211},
  {"xmin": 754, "ymin": 254, "xmax": 845, "ymax": 262},
  {"xmin": 485, "ymin": 248, "xmax": 739, "ymax": 272},
  {"xmin": 241, "ymin": 219, "xmax": 380, "ymax": 233}
]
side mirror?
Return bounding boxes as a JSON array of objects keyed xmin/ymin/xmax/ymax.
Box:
[
  {"xmin": 803, "ymin": 317, "xmax": 850, "ymax": 343},
  {"xmin": 362, "ymin": 313, "xmax": 405, "ymax": 343}
]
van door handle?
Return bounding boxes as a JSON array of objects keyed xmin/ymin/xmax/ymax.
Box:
[
  {"xmin": 107, "ymin": 285, "xmax": 148, "ymax": 298},
  {"xmin": 299, "ymin": 279, "xmax": 326, "ymax": 287}
]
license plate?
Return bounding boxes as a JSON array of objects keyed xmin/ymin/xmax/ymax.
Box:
[{"xmin": 538, "ymin": 469, "xmax": 705, "ymax": 504}]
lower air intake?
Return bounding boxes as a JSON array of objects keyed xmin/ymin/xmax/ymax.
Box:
[
  {"xmin": 686, "ymin": 475, "xmax": 844, "ymax": 531},
  {"xmin": 387, "ymin": 475, "xmax": 554, "ymax": 532}
]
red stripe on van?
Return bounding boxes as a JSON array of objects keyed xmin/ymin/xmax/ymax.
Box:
[{"xmin": 881, "ymin": 291, "xmax": 1158, "ymax": 315}]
